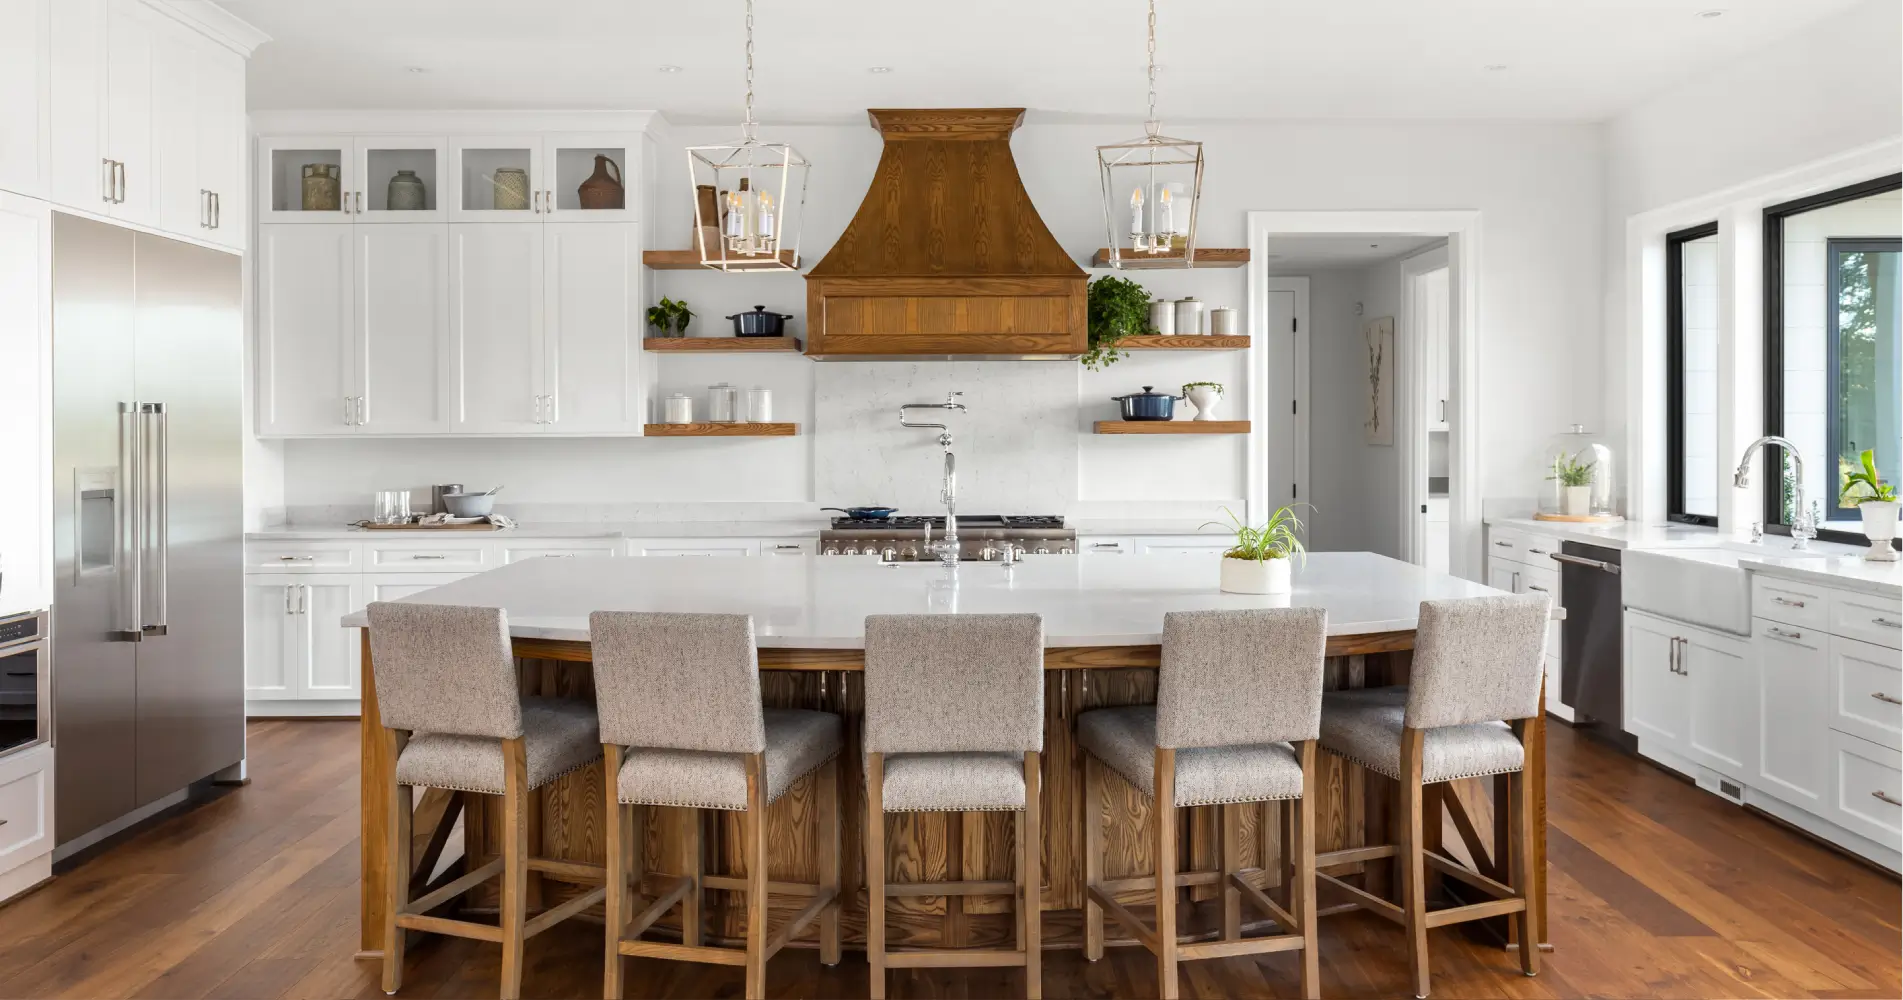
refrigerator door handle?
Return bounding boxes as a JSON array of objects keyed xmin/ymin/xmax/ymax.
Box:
[
  {"xmin": 113, "ymin": 402, "xmax": 143, "ymax": 641},
  {"xmin": 141, "ymin": 403, "xmax": 169, "ymax": 636}
]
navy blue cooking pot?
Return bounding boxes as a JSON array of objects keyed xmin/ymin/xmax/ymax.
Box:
[
  {"xmin": 823, "ymin": 506, "xmax": 899, "ymax": 520},
  {"xmin": 1111, "ymin": 386, "xmax": 1184, "ymax": 421}
]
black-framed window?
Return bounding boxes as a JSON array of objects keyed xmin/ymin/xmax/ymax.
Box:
[
  {"xmin": 1764, "ymin": 173, "xmax": 1903, "ymax": 545},
  {"xmin": 1667, "ymin": 221, "xmax": 1720, "ymax": 526}
]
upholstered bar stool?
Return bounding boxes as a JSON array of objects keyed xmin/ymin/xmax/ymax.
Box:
[
  {"xmin": 589, "ymin": 611, "xmax": 844, "ymax": 1000},
  {"xmin": 1315, "ymin": 593, "xmax": 1550, "ymax": 999},
  {"xmin": 365, "ymin": 602, "xmax": 605, "ymax": 1000},
  {"xmin": 862, "ymin": 613, "xmax": 1046, "ymax": 1000},
  {"xmin": 1077, "ymin": 608, "xmax": 1329, "ymax": 1000}
]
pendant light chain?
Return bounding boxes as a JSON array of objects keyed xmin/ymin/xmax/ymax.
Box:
[
  {"xmin": 742, "ymin": 0, "xmax": 758, "ymax": 142},
  {"xmin": 1144, "ymin": 0, "xmax": 1159, "ymax": 137}
]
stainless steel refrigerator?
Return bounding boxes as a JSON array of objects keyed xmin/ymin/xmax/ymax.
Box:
[{"xmin": 51, "ymin": 213, "xmax": 244, "ymax": 847}]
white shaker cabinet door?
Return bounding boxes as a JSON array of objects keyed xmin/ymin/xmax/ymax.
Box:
[
  {"xmin": 0, "ymin": 195, "xmax": 49, "ymax": 617},
  {"xmin": 1623, "ymin": 611, "xmax": 1685, "ymax": 756},
  {"xmin": 357, "ymin": 224, "xmax": 451, "ymax": 435},
  {"xmin": 149, "ymin": 18, "xmax": 202, "ymax": 237},
  {"xmin": 257, "ymin": 224, "xmax": 357, "ymax": 436},
  {"xmin": 297, "ymin": 576, "xmax": 364, "ymax": 700},
  {"xmin": 103, "ymin": 1, "xmax": 154, "ymax": 226},
  {"xmin": 48, "ymin": 0, "xmax": 107, "ymax": 211},
  {"xmin": 451, "ymin": 223, "xmax": 546, "ymax": 434},
  {"xmin": 242, "ymin": 577, "xmax": 298, "ymax": 700},
  {"xmin": 195, "ymin": 44, "xmax": 245, "ymax": 249},
  {"xmin": 1682, "ymin": 625, "xmax": 1756, "ymax": 783},
  {"xmin": 1754, "ymin": 619, "xmax": 1830, "ymax": 811},
  {"xmin": 543, "ymin": 222, "xmax": 642, "ymax": 435},
  {"xmin": 0, "ymin": 0, "xmax": 50, "ymax": 199}
]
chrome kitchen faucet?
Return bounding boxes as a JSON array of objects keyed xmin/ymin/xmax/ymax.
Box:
[
  {"xmin": 899, "ymin": 392, "xmax": 967, "ymax": 566},
  {"xmin": 1733, "ymin": 435, "xmax": 1815, "ymax": 549}
]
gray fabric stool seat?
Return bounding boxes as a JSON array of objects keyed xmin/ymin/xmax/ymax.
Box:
[
  {"xmin": 863, "ymin": 613, "xmax": 1046, "ymax": 999},
  {"xmin": 365, "ymin": 601, "xmax": 606, "ymax": 1000},
  {"xmin": 616, "ymin": 708, "xmax": 842, "ymax": 810},
  {"xmin": 590, "ymin": 611, "xmax": 842, "ymax": 1000},
  {"xmin": 1078, "ymin": 705, "xmax": 1305, "ymax": 806},
  {"xmin": 1313, "ymin": 594, "xmax": 1551, "ymax": 999},
  {"xmin": 1079, "ymin": 608, "xmax": 1329, "ymax": 1000},
  {"xmin": 396, "ymin": 697, "xmax": 601, "ymax": 794},
  {"xmin": 1319, "ymin": 686, "xmax": 1524, "ymax": 783}
]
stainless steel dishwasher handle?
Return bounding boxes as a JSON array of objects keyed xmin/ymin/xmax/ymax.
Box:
[{"xmin": 1549, "ymin": 552, "xmax": 1620, "ymax": 575}]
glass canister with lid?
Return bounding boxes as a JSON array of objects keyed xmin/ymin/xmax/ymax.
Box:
[
  {"xmin": 1536, "ymin": 423, "xmax": 1619, "ymax": 520},
  {"xmin": 707, "ymin": 383, "xmax": 739, "ymax": 423}
]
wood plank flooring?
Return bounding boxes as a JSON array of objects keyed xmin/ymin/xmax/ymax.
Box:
[{"xmin": 0, "ymin": 719, "xmax": 1894, "ymax": 999}]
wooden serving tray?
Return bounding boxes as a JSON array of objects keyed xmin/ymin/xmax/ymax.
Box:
[
  {"xmin": 356, "ymin": 521, "xmax": 501, "ymax": 531},
  {"xmin": 1531, "ymin": 512, "xmax": 1624, "ymax": 523}
]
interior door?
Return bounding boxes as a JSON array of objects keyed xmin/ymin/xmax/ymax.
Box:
[
  {"xmin": 257, "ymin": 224, "xmax": 356, "ymax": 435},
  {"xmin": 358, "ymin": 223, "xmax": 450, "ymax": 434},
  {"xmin": 451, "ymin": 223, "xmax": 545, "ymax": 433},
  {"xmin": 297, "ymin": 576, "xmax": 364, "ymax": 700},
  {"xmin": 544, "ymin": 222, "xmax": 639, "ymax": 433},
  {"xmin": 130, "ymin": 230, "xmax": 243, "ymax": 806},
  {"xmin": 1257, "ymin": 285, "xmax": 1301, "ymax": 524},
  {"xmin": 1623, "ymin": 612, "xmax": 1684, "ymax": 753}
]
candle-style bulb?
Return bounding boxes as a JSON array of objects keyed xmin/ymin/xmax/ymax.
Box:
[{"xmin": 1129, "ymin": 187, "xmax": 1145, "ymax": 249}]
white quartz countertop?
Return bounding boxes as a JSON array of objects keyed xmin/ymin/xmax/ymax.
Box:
[
  {"xmin": 1484, "ymin": 517, "xmax": 1735, "ymax": 550},
  {"xmin": 1487, "ymin": 517, "xmax": 1899, "ymax": 598},
  {"xmin": 338, "ymin": 551, "xmax": 1510, "ymax": 647},
  {"xmin": 1735, "ymin": 553, "xmax": 1903, "ymax": 599},
  {"xmin": 246, "ymin": 521, "xmax": 828, "ymax": 541}
]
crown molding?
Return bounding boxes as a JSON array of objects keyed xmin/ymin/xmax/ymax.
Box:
[{"xmin": 143, "ymin": 1, "xmax": 271, "ymax": 57}]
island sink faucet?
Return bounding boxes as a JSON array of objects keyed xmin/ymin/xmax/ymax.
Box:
[
  {"xmin": 899, "ymin": 391, "xmax": 967, "ymax": 566},
  {"xmin": 1733, "ymin": 435, "xmax": 1815, "ymax": 549}
]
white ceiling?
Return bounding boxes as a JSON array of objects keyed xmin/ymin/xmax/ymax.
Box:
[
  {"xmin": 1259, "ymin": 234, "xmax": 1447, "ymax": 272},
  {"xmin": 215, "ymin": 0, "xmax": 1860, "ymax": 122}
]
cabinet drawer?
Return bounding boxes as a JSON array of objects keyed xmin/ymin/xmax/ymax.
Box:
[
  {"xmin": 760, "ymin": 539, "xmax": 815, "ymax": 556},
  {"xmin": 1078, "ymin": 537, "xmax": 1133, "ymax": 555},
  {"xmin": 0, "ymin": 745, "xmax": 51, "ymax": 870},
  {"xmin": 1486, "ymin": 527, "xmax": 1524, "ymax": 560},
  {"xmin": 365, "ymin": 541, "xmax": 495, "ymax": 572},
  {"xmin": 1518, "ymin": 534, "xmax": 1563, "ymax": 565},
  {"xmin": 1829, "ymin": 730, "xmax": 1903, "ymax": 851},
  {"xmin": 1751, "ymin": 576, "xmax": 1830, "ymax": 630},
  {"xmin": 1830, "ymin": 635, "xmax": 1902, "ymax": 752},
  {"xmin": 498, "ymin": 541, "xmax": 619, "ymax": 564},
  {"xmin": 1829, "ymin": 590, "xmax": 1903, "ymax": 651},
  {"xmin": 247, "ymin": 541, "xmax": 362, "ymax": 573},
  {"xmin": 627, "ymin": 538, "xmax": 756, "ymax": 557}
]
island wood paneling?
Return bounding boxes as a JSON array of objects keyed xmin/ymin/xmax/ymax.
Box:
[{"xmin": 358, "ymin": 632, "xmax": 1544, "ymax": 956}]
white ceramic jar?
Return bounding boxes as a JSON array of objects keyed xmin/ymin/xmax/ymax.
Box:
[
  {"xmin": 663, "ymin": 393, "xmax": 694, "ymax": 424},
  {"xmin": 746, "ymin": 386, "xmax": 773, "ymax": 423}
]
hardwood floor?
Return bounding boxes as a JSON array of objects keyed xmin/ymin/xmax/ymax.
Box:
[{"xmin": 0, "ymin": 719, "xmax": 1895, "ymax": 999}]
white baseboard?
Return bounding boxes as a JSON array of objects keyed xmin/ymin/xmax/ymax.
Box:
[
  {"xmin": 0, "ymin": 852, "xmax": 52, "ymax": 903},
  {"xmin": 247, "ymin": 699, "xmax": 360, "ymax": 719},
  {"xmin": 1745, "ymin": 788, "xmax": 1901, "ymax": 873}
]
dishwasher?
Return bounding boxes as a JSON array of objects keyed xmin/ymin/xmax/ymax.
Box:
[{"xmin": 1553, "ymin": 541, "xmax": 1634, "ymax": 752}]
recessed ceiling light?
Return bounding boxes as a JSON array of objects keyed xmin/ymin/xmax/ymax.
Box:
[
  {"xmin": 1696, "ymin": 9, "xmax": 1726, "ymax": 18},
  {"xmin": 405, "ymin": 66, "xmax": 429, "ymax": 74},
  {"xmin": 1484, "ymin": 64, "xmax": 1509, "ymax": 72},
  {"xmin": 658, "ymin": 64, "xmax": 683, "ymax": 73},
  {"xmin": 867, "ymin": 66, "xmax": 893, "ymax": 74}
]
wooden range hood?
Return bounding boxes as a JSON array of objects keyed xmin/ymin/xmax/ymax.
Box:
[{"xmin": 804, "ymin": 108, "xmax": 1086, "ymax": 358}]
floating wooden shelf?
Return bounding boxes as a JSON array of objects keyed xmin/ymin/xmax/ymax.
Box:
[
  {"xmin": 1089, "ymin": 247, "xmax": 1251, "ymax": 269},
  {"xmin": 1119, "ymin": 335, "xmax": 1250, "ymax": 350},
  {"xmin": 642, "ymin": 250, "xmax": 800, "ymax": 271},
  {"xmin": 644, "ymin": 422, "xmax": 797, "ymax": 437},
  {"xmin": 1094, "ymin": 420, "xmax": 1251, "ymax": 435},
  {"xmin": 643, "ymin": 336, "xmax": 803, "ymax": 352}
]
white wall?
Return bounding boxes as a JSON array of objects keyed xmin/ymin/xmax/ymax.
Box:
[{"xmin": 277, "ymin": 117, "xmax": 1604, "ymax": 522}]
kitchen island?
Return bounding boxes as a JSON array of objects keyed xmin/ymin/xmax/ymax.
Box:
[{"xmin": 345, "ymin": 552, "xmax": 1550, "ymax": 957}]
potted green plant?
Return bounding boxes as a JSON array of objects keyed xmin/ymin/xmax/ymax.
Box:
[
  {"xmin": 1082, "ymin": 275, "xmax": 1154, "ymax": 370},
  {"xmin": 645, "ymin": 297, "xmax": 695, "ymax": 338},
  {"xmin": 1839, "ymin": 448, "xmax": 1899, "ymax": 562},
  {"xmin": 1205, "ymin": 505, "xmax": 1306, "ymax": 595},
  {"xmin": 1547, "ymin": 454, "xmax": 1595, "ymax": 516},
  {"xmin": 1182, "ymin": 381, "xmax": 1224, "ymax": 421}
]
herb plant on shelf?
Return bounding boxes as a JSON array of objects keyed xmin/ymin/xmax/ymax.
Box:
[
  {"xmin": 1840, "ymin": 448, "xmax": 1900, "ymax": 561},
  {"xmin": 1082, "ymin": 275, "xmax": 1154, "ymax": 370},
  {"xmin": 1547, "ymin": 454, "xmax": 1596, "ymax": 516},
  {"xmin": 645, "ymin": 297, "xmax": 695, "ymax": 338},
  {"xmin": 1204, "ymin": 505, "xmax": 1307, "ymax": 594}
]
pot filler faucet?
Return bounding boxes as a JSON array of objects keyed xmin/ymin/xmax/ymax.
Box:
[
  {"xmin": 1733, "ymin": 435, "xmax": 1815, "ymax": 549},
  {"xmin": 899, "ymin": 392, "xmax": 967, "ymax": 566}
]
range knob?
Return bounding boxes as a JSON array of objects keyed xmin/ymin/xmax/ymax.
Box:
[
  {"xmin": 822, "ymin": 545, "xmax": 839, "ymax": 556},
  {"xmin": 844, "ymin": 546, "xmax": 860, "ymax": 556},
  {"xmin": 979, "ymin": 545, "xmax": 999, "ymax": 561},
  {"xmin": 1035, "ymin": 546, "xmax": 1050, "ymax": 555},
  {"xmin": 900, "ymin": 545, "xmax": 920, "ymax": 560},
  {"xmin": 1058, "ymin": 545, "xmax": 1073, "ymax": 555}
]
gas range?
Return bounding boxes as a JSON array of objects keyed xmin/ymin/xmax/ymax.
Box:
[{"xmin": 820, "ymin": 514, "xmax": 1075, "ymax": 561}]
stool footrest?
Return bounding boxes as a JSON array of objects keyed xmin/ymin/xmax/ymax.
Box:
[
  {"xmin": 1316, "ymin": 844, "xmax": 1398, "ymax": 867},
  {"xmin": 618, "ymin": 939, "xmax": 748, "ymax": 967},
  {"xmin": 403, "ymin": 858, "xmax": 504, "ymax": 916},
  {"xmin": 1231, "ymin": 872, "xmax": 1296, "ymax": 932},
  {"xmin": 1179, "ymin": 934, "xmax": 1306, "ymax": 960},
  {"xmin": 394, "ymin": 912, "xmax": 502, "ymax": 943},
  {"xmin": 1086, "ymin": 884, "xmax": 1161, "ymax": 953},
  {"xmin": 1316, "ymin": 872, "xmax": 1405, "ymax": 924},
  {"xmin": 1425, "ymin": 896, "xmax": 1527, "ymax": 928},
  {"xmin": 621, "ymin": 875, "xmax": 695, "ymax": 942},
  {"xmin": 523, "ymin": 885, "xmax": 605, "ymax": 939},
  {"xmin": 884, "ymin": 948, "xmax": 1028, "ymax": 969},
  {"xmin": 1097, "ymin": 869, "xmax": 1220, "ymax": 895},
  {"xmin": 885, "ymin": 879, "xmax": 1016, "ymax": 897},
  {"xmin": 764, "ymin": 889, "xmax": 838, "ymax": 960},
  {"xmin": 1424, "ymin": 850, "xmax": 1519, "ymax": 901}
]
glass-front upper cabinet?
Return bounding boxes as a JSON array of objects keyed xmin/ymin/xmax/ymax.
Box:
[
  {"xmin": 451, "ymin": 136, "xmax": 544, "ymax": 222},
  {"xmin": 355, "ymin": 137, "xmax": 446, "ymax": 223},
  {"xmin": 258, "ymin": 136, "xmax": 353, "ymax": 223},
  {"xmin": 544, "ymin": 134, "xmax": 637, "ymax": 222}
]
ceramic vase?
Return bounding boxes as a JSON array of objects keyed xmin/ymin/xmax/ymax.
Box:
[
  {"xmin": 1185, "ymin": 385, "xmax": 1223, "ymax": 421},
  {"xmin": 1220, "ymin": 556, "xmax": 1291, "ymax": 595},
  {"xmin": 1563, "ymin": 485, "xmax": 1592, "ymax": 516},
  {"xmin": 1859, "ymin": 500, "xmax": 1900, "ymax": 562},
  {"xmin": 492, "ymin": 168, "xmax": 530, "ymax": 211},
  {"xmin": 387, "ymin": 169, "xmax": 426, "ymax": 211}
]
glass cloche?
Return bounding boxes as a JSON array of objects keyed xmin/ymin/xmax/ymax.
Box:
[{"xmin": 1537, "ymin": 424, "xmax": 1618, "ymax": 520}]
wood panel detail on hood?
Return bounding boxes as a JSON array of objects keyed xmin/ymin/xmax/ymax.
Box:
[{"xmin": 804, "ymin": 108, "xmax": 1086, "ymax": 358}]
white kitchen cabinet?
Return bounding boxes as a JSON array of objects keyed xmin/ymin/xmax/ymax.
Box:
[
  {"xmin": 1487, "ymin": 556, "xmax": 1520, "ymax": 594},
  {"xmin": 153, "ymin": 24, "xmax": 243, "ymax": 246},
  {"xmin": 299, "ymin": 576, "xmax": 365, "ymax": 700},
  {"xmin": 358, "ymin": 224, "xmax": 451, "ymax": 434},
  {"xmin": 1828, "ymin": 730, "xmax": 1902, "ymax": 852},
  {"xmin": 364, "ymin": 538, "xmax": 495, "ymax": 574},
  {"xmin": 0, "ymin": 743, "xmax": 52, "ymax": 887},
  {"xmin": 355, "ymin": 137, "xmax": 447, "ymax": 223},
  {"xmin": 1830, "ymin": 591, "xmax": 1903, "ymax": 651},
  {"xmin": 257, "ymin": 224, "xmax": 356, "ymax": 436},
  {"xmin": 498, "ymin": 541, "xmax": 619, "ymax": 564},
  {"xmin": 542, "ymin": 134, "xmax": 638, "ymax": 222},
  {"xmin": 258, "ymin": 135, "xmax": 354, "ymax": 223},
  {"xmin": 49, "ymin": 0, "xmax": 107, "ymax": 211},
  {"xmin": 243, "ymin": 576, "xmax": 299, "ymax": 700},
  {"xmin": 627, "ymin": 539, "xmax": 758, "ymax": 558},
  {"xmin": 543, "ymin": 222, "xmax": 642, "ymax": 434},
  {"xmin": 1829, "ymin": 634, "xmax": 1902, "ymax": 752},
  {"xmin": 194, "ymin": 43, "xmax": 244, "ymax": 247},
  {"xmin": 1754, "ymin": 618, "xmax": 1830, "ymax": 810},
  {"xmin": 1624, "ymin": 610, "xmax": 1685, "ymax": 751},
  {"xmin": 102, "ymin": 1, "xmax": 155, "ymax": 226},
  {"xmin": 1681, "ymin": 625, "xmax": 1756, "ymax": 782},
  {"xmin": 760, "ymin": 539, "xmax": 816, "ymax": 556},
  {"xmin": 1077, "ymin": 538, "xmax": 1133, "ymax": 555},
  {"xmin": 369, "ymin": 573, "xmax": 472, "ymax": 602},
  {"xmin": 0, "ymin": 194, "xmax": 50, "ymax": 618},
  {"xmin": 1136, "ymin": 537, "xmax": 1232, "ymax": 556},
  {"xmin": 451, "ymin": 223, "xmax": 546, "ymax": 433},
  {"xmin": 451, "ymin": 136, "xmax": 544, "ymax": 223},
  {"xmin": 0, "ymin": 0, "xmax": 50, "ymax": 199}
]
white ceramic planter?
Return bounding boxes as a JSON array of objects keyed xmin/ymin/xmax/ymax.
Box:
[
  {"xmin": 1220, "ymin": 556, "xmax": 1291, "ymax": 594},
  {"xmin": 1563, "ymin": 485, "xmax": 1592, "ymax": 516},
  {"xmin": 1185, "ymin": 385, "xmax": 1223, "ymax": 421},
  {"xmin": 1859, "ymin": 500, "xmax": 1900, "ymax": 562}
]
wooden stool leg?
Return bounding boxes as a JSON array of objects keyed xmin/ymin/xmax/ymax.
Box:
[
  {"xmin": 682, "ymin": 805, "xmax": 703, "ymax": 948},
  {"xmin": 866, "ymin": 752, "xmax": 887, "ymax": 1000},
  {"xmin": 1296, "ymin": 741, "xmax": 1320, "ymax": 1000},
  {"xmin": 1154, "ymin": 748, "xmax": 1179, "ymax": 1000},
  {"xmin": 1280, "ymin": 796, "xmax": 1295, "ymax": 910},
  {"xmin": 743, "ymin": 754, "xmax": 769, "ymax": 1000},
  {"xmin": 1399, "ymin": 729, "xmax": 1429, "ymax": 1000},
  {"xmin": 1023, "ymin": 751, "xmax": 1042, "ymax": 1000},
  {"xmin": 1511, "ymin": 724, "xmax": 1540, "ymax": 977},
  {"xmin": 381, "ymin": 730, "xmax": 410, "ymax": 996},
  {"xmin": 818, "ymin": 756, "xmax": 842, "ymax": 966},
  {"xmin": 603, "ymin": 746, "xmax": 626, "ymax": 1000},
  {"xmin": 1220, "ymin": 803, "xmax": 1241, "ymax": 942},
  {"xmin": 499, "ymin": 737, "xmax": 529, "ymax": 1000},
  {"xmin": 1083, "ymin": 753, "xmax": 1104, "ymax": 962}
]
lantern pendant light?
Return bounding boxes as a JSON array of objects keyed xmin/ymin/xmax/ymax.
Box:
[
  {"xmin": 687, "ymin": 0, "xmax": 809, "ymax": 272},
  {"xmin": 1097, "ymin": 0, "xmax": 1204, "ymax": 270}
]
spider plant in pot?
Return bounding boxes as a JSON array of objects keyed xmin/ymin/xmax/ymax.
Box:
[
  {"xmin": 1205, "ymin": 505, "xmax": 1306, "ymax": 595},
  {"xmin": 1548, "ymin": 454, "xmax": 1596, "ymax": 516},
  {"xmin": 1840, "ymin": 448, "xmax": 1899, "ymax": 562}
]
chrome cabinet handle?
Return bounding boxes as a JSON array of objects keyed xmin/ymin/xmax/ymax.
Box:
[
  {"xmin": 283, "ymin": 585, "xmax": 293, "ymax": 615},
  {"xmin": 1527, "ymin": 547, "xmax": 1547, "ymax": 555},
  {"xmin": 200, "ymin": 189, "xmax": 210, "ymax": 228},
  {"xmin": 356, "ymin": 191, "xmax": 364, "ymax": 215},
  {"xmin": 103, "ymin": 158, "xmax": 114, "ymax": 202},
  {"xmin": 297, "ymin": 585, "xmax": 308, "ymax": 614},
  {"xmin": 355, "ymin": 396, "xmax": 367, "ymax": 426},
  {"xmin": 213, "ymin": 191, "xmax": 220, "ymax": 229},
  {"xmin": 1873, "ymin": 617, "xmax": 1901, "ymax": 629},
  {"xmin": 533, "ymin": 191, "xmax": 543, "ymax": 213},
  {"xmin": 547, "ymin": 393, "xmax": 558, "ymax": 424},
  {"xmin": 1765, "ymin": 626, "xmax": 1804, "ymax": 641},
  {"xmin": 1493, "ymin": 540, "xmax": 1513, "ymax": 548},
  {"xmin": 1872, "ymin": 692, "xmax": 1903, "ymax": 706},
  {"xmin": 1439, "ymin": 399, "xmax": 1446, "ymax": 423},
  {"xmin": 344, "ymin": 396, "xmax": 354, "ymax": 425},
  {"xmin": 772, "ymin": 544, "xmax": 803, "ymax": 552},
  {"xmin": 116, "ymin": 160, "xmax": 125, "ymax": 203},
  {"xmin": 1526, "ymin": 584, "xmax": 1548, "ymax": 593},
  {"xmin": 1874, "ymin": 790, "xmax": 1902, "ymax": 807},
  {"xmin": 409, "ymin": 554, "xmax": 446, "ymax": 560},
  {"xmin": 1511, "ymin": 571, "xmax": 1521, "ymax": 593},
  {"xmin": 532, "ymin": 395, "xmax": 544, "ymax": 423},
  {"xmin": 277, "ymin": 555, "xmax": 314, "ymax": 562},
  {"xmin": 1772, "ymin": 596, "xmax": 1806, "ymax": 608},
  {"xmin": 1668, "ymin": 636, "xmax": 1679, "ymax": 676}
]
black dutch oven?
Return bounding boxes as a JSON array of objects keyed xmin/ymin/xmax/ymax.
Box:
[
  {"xmin": 727, "ymin": 305, "xmax": 794, "ymax": 337},
  {"xmin": 1111, "ymin": 385, "xmax": 1185, "ymax": 421}
]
